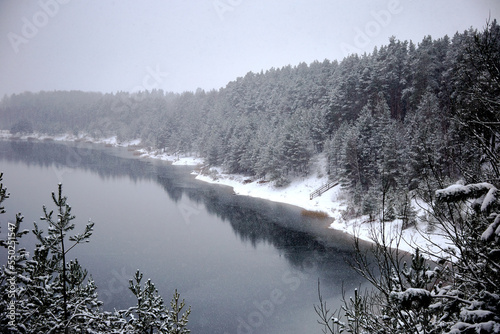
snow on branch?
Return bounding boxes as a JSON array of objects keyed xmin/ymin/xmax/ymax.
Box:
[
  {"xmin": 436, "ymin": 182, "xmax": 500, "ymax": 242},
  {"xmin": 435, "ymin": 183, "xmax": 496, "ymax": 204},
  {"xmin": 481, "ymin": 214, "xmax": 500, "ymax": 242},
  {"xmin": 436, "ymin": 183, "xmax": 499, "ymax": 214},
  {"xmin": 481, "ymin": 187, "xmax": 500, "ymax": 214},
  {"xmin": 389, "ymin": 288, "xmax": 432, "ymax": 310}
]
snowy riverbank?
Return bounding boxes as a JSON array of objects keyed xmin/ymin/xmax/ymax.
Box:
[
  {"xmin": 136, "ymin": 145, "xmax": 448, "ymax": 256},
  {"xmin": 192, "ymin": 161, "xmax": 451, "ymax": 256},
  {"xmin": 1, "ymin": 131, "xmax": 449, "ymax": 256}
]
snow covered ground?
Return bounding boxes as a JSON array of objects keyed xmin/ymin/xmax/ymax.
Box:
[
  {"xmin": 134, "ymin": 148, "xmax": 205, "ymax": 166},
  {"xmin": 192, "ymin": 160, "xmax": 450, "ymax": 256},
  {"xmin": 2, "ymin": 131, "xmax": 449, "ymax": 256},
  {"xmin": 165, "ymin": 152, "xmax": 448, "ymax": 256}
]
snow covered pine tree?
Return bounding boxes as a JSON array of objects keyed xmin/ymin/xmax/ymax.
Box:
[
  {"xmin": 434, "ymin": 182, "xmax": 500, "ymax": 334},
  {"xmin": 0, "ymin": 176, "xmax": 191, "ymax": 333}
]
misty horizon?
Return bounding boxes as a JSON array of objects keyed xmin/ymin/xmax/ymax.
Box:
[{"xmin": 1, "ymin": 0, "xmax": 498, "ymax": 97}]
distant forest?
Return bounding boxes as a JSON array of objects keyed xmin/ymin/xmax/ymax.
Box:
[{"xmin": 1, "ymin": 21, "xmax": 499, "ymax": 218}]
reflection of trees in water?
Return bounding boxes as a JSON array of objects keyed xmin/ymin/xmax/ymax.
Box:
[
  {"xmin": 2, "ymin": 140, "xmax": 150, "ymax": 182},
  {"xmin": 213, "ymin": 200, "xmax": 357, "ymax": 285},
  {"xmin": 9, "ymin": 140, "xmax": 35, "ymax": 158},
  {"xmin": 155, "ymin": 175, "xmax": 359, "ymax": 285},
  {"xmin": 156, "ymin": 173, "xmax": 184, "ymax": 202},
  {"xmin": 1, "ymin": 140, "xmax": 360, "ymax": 286}
]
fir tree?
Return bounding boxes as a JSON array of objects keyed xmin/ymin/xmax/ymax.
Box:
[{"xmin": 0, "ymin": 177, "xmax": 191, "ymax": 333}]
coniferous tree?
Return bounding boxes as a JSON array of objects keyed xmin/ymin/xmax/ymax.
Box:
[
  {"xmin": 0, "ymin": 177, "xmax": 191, "ymax": 333},
  {"xmin": 406, "ymin": 90, "xmax": 452, "ymax": 196},
  {"xmin": 451, "ymin": 20, "xmax": 500, "ymax": 181},
  {"xmin": 23, "ymin": 183, "xmax": 97, "ymax": 333},
  {"xmin": 0, "ymin": 22, "xmax": 498, "ymax": 223}
]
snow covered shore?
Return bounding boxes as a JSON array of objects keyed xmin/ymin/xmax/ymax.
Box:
[
  {"xmin": 192, "ymin": 163, "xmax": 449, "ymax": 256},
  {"xmin": 138, "ymin": 146, "xmax": 443, "ymax": 256},
  {"xmin": 2, "ymin": 131, "xmax": 445, "ymax": 255},
  {"xmin": 137, "ymin": 143, "xmax": 452, "ymax": 257}
]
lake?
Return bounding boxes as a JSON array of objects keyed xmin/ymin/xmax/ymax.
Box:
[{"xmin": 0, "ymin": 139, "xmax": 366, "ymax": 334}]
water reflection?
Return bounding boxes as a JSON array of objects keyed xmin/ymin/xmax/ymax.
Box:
[
  {"xmin": 0, "ymin": 139, "xmax": 367, "ymax": 333},
  {"xmin": 1, "ymin": 139, "xmax": 361, "ymax": 275}
]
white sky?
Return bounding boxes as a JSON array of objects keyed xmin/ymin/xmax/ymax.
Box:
[{"xmin": 0, "ymin": 0, "xmax": 499, "ymax": 97}]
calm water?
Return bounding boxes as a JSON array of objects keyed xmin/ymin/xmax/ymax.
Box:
[{"xmin": 0, "ymin": 139, "xmax": 366, "ymax": 334}]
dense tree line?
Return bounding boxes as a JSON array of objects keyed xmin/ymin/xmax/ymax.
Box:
[{"xmin": 1, "ymin": 21, "xmax": 499, "ymax": 218}]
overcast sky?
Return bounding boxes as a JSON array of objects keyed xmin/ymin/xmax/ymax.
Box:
[{"xmin": 0, "ymin": 0, "xmax": 499, "ymax": 97}]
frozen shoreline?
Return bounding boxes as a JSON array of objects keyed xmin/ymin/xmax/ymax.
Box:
[{"xmin": 1, "ymin": 131, "xmax": 447, "ymax": 255}]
